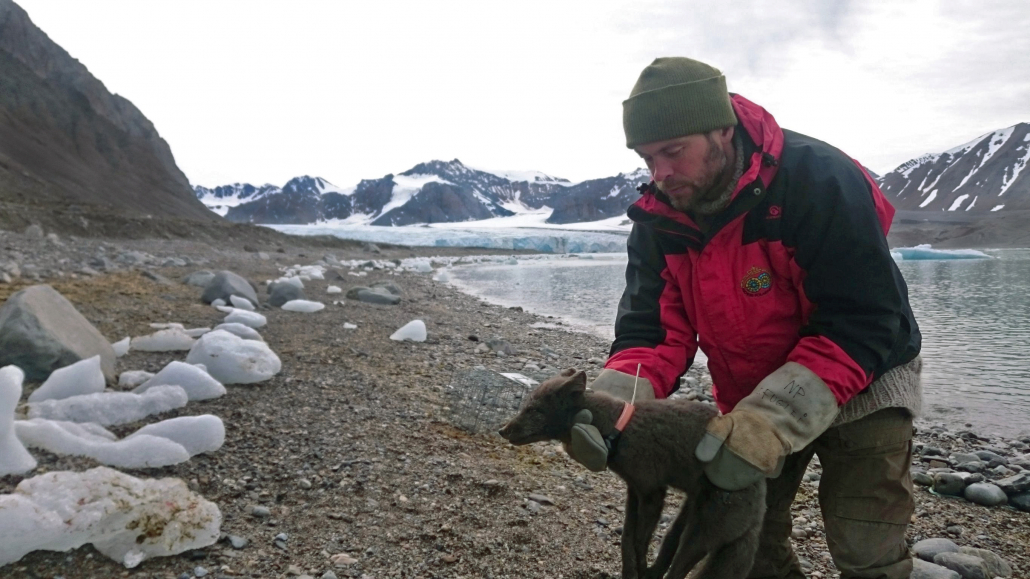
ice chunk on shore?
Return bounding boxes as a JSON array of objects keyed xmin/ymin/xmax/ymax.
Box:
[
  {"xmin": 282, "ymin": 299, "xmax": 325, "ymax": 313},
  {"xmin": 27, "ymin": 355, "xmax": 105, "ymax": 403},
  {"xmin": 26, "ymin": 385, "xmax": 189, "ymax": 426},
  {"xmin": 184, "ymin": 327, "xmax": 211, "ymax": 338},
  {"xmin": 185, "ymin": 330, "xmax": 281, "ymax": 384},
  {"xmin": 130, "ymin": 328, "xmax": 196, "ymax": 352},
  {"xmin": 15, "ymin": 419, "xmax": 191, "ymax": 469},
  {"xmin": 327, "ymin": 285, "xmax": 342, "ymax": 294},
  {"xmin": 223, "ymin": 309, "xmax": 267, "ymax": 329},
  {"xmin": 390, "ymin": 320, "xmax": 427, "ymax": 342},
  {"xmin": 410, "ymin": 259, "xmax": 433, "ymax": 273},
  {"xmin": 111, "ymin": 337, "xmax": 130, "ymax": 357},
  {"xmin": 229, "ymin": 295, "xmax": 255, "ymax": 310},
  {"xmin": 213, "ymin": 322, "xmax": 264, "ymax": 341},
  {"xmin": 0, "ymin": 366, "xmax": 37, "ymax": 476},
  {"xmin": 0, "ymin": 466, "xmax": 221, "ymax": 568},
  {"xmin": 127, "ymin": 415, "xmax": 224, "ymax": 456},
  {"xmin": 890, "ymin": 244, "xmax": 991, "ymax": 261},
  {"xmin": 133, "ymin": 361, "xmax": 226, "ymax": 401},
  {"xmin": 433, "ymin": 270, "xmax": 451, "ymax": 282},
  {"xmin": 118, "ymin": 370, "xmax": 154, "ymax": 388},
  {"xmin": 211, "ymin": 298, "xmax": 226, "ymax": 307},
  {"xmin": 343, "ymin": 322, "xmax": 357, "ymax": 330},
  {"xmin": 149, "ymin": 322, "xmax": 184, "ymax": 330}
]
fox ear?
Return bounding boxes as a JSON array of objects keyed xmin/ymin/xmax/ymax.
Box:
[{"xmin": 561, "ymin": 370, "xmax": 587, "ymax": 393}]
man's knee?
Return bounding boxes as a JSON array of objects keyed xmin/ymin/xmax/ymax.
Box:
[{"xmin": 817, "ymin": 408, "xmax": 915, "ymax": 578}]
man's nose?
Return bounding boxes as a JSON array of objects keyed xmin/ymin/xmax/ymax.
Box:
[{"xmin": 651, "ymin": 158, "xmax": 673, "ymax": 182}]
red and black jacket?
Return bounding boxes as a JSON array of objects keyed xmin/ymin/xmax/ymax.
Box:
[{"xmin": 605, "ymin": 94, "xmax": 921, "ymax": 413}]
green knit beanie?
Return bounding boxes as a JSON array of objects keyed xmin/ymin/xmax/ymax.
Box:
[{"xmin": 623, "ymin": 57, "xmax": 738, "ymax": 149}]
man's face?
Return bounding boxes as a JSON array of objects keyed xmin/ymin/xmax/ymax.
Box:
[{"xmin": 635, "ymin": 128, "xmax": 735, "ymax": 214}]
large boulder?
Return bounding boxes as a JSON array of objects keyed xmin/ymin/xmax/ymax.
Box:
[
  {"xmin": 268, "ymin": 282, "xmax": 304, "ymax": 307},
  {"xmin": 200, "ymin": 271, "xmax": 258, "ymax": 306},
  {"xmin": 0, "ymin": 285, "xmax": 115, "ymax": 381}
]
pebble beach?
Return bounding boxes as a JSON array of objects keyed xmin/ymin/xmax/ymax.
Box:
[{"xmin": 0, "ymin": 226, "xmax": 1028, "ymax": 579}]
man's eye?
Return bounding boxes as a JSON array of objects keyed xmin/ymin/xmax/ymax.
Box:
[{"xmin": 665, "ymin": 147, "xmax": 683, "ymax": 157}]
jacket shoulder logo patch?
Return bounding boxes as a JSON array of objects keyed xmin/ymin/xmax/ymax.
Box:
[
  {"xmin": 766, "ymin": 205, "xmax": 782, "ymax": 219},
  {"xmin": 741, "ymin": 266, "xmax": 772, "ymax": 296}
]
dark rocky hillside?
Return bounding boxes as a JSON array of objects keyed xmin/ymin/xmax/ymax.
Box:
[{"xmin": 0, "ymin": 0, "xmax": 214, "ymax": 223}]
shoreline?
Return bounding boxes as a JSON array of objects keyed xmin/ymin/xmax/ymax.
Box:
[{"xmin": 0, "ymin": 229, "xmax": 1027, "ymax": 577}]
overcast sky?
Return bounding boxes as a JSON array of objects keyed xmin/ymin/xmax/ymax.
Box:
[{"xmin": 17, "ymin": 0, "xmax": 1030, "ymax": 188}]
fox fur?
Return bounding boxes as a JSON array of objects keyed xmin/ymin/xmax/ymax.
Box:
[{"xmin": 499, "ymin": 369, "xmax": 765, "ymax": 579}]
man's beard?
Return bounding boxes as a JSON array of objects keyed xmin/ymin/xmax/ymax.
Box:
[{"xmin": 657, "ymin": 135, "xmax": 735, "ymax": 216}]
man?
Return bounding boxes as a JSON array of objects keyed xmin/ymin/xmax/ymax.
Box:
[{"xmin": 569, "ymin": 57, "xmax": 922, "ymax": 578}]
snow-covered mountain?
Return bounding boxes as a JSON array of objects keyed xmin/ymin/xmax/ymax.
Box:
[
  {"xmin": 879, "ymin": 123, "xmax": 1030, "ymax": 213},
  {"xmin": 195, "ymin": 122, "xmax": 1030, "ymax": 228},
  {"xmin": 195, "ymin": 160, "xmax": 579, "ymax": 226}
]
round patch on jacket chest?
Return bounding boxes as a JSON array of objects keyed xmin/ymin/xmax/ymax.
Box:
[{"xmin": 741, "ymin": 266, "xmax": 772, "ymax": 296}]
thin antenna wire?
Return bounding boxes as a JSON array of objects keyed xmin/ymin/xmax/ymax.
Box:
[{"xmin": 631, "ymin": 363, "xmax": 641, "ymax": 405}]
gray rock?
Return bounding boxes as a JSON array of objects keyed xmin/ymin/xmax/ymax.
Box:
[
  {"xmin": 370, "ymin": 281, "xmax": 402, "ymax": 296},
  {"xmin": 88, "ymin": 256, "xmax": 116, "ymax": 271},
  {"xmin": 963, "ymin": 483, "xmax": 1008, "ymax": 506},
  {"xmin": 933, "ymin": 552, "xmax": 989, "ymax": 579},
  {"xmin": 933, "ymin": 473, "xmax": 968, "ymax": 496},
  {"xmin": 24, "ymin": 224, "xmax": 44, "ymax": 239},
  {"xmin": 913, "ymin": 538, "xmax": 959, "ymax": 562},
  {"xmin": 274, "ymin": 532, "xmax": 288, "ymax": 542},
  {"xmin": 269, "ymin": 282, "xmax": 305, "ymax": 307},
  {"xmin": 250, "ymin": 505, "xmax": 271, "ymax": 518},
  {"xmin": 117, "ymin": 250, "xmax": 149, "ymax": 265},
  {"xmin": 528, "ymin": 493, "xmax": 554, "ymax": 505},
  {"xmin": 141, "ymin": 270, "xmax": 174, "ymax": 285},
  {"xmin": 201, "ymin": 270, "xmax": 258, "ymax": 305},
  {"xmin": 0, "ymin": 285, "xmax": 116, "ymax": 381},
  {"xmin": 913, "ymin": 472, "xmax": 934, "ymax": 486},
  {"xmin": 363, "ymin": 242, "xmax": 381, "ymax": 253},
  {"xmin": 194, "ymin": 566, "xmax": 208, "ymax": 578},
  {"xmin": 345, "ymin": 286, "xmax": 370, "ymax": 299},
  {"xmin": 298, "ymin": 478, "xmax": 312, "ymax": 490},
  {"xmin": 952, "ymin": 452, "xmax": 981, "ymax": 464},
  {"xmin": 183, "ymin": 270, "xmax": 216, "ymax": 287},
  {"xmin": 958, "ymin": 547, "xmax": 1012, "ymax": 578},
  {"xmin": 995, "ymin": 472, "xmax": 1030, "ymax": 495},
  {"xmin": 355, "ymin": 289, "xmax": 400, "ymax": 305},
  {"xmin": 973, "ymin": 450, "xmax": 1008, "ymax": 464},
  {"xmin": 524, "ymin": 500, "xmax": 541, "ymax": 514},
  {"xmin": 955, "ymin": 461, "xmax": 985, "ymax": 473},
  {"xmin": 912, "ymin": 558, "xmax": 961, "ymax": 579},
  {"xmin": 228, "ymin": 535, "xmax": 249, "ymax": 549},
  {"xmin": 1010, "ymin": 492, "xmax": 1030, "ymax": 512},
  {"xmin": 486, "ymin": 337, "xmax": 515, "ymax": 356},
  {"xmin": 321, "ymin": 572, "xmax": 339, "ymax": 579}
]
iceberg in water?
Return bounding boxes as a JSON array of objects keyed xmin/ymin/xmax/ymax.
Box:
[{"xmin": 890, "ymin": 244, "xmax": 990, "ymax": 261}]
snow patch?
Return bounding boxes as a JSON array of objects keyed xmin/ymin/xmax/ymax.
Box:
[
  {"xmin": 919, "ymin": 190, "xmax": 938, "ymax": 208},
  {"xmin": 947, "ymin": 194, "xmax": 970, "ymax": 211}
]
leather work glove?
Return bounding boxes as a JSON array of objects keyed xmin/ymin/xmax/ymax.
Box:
[
  {"xmin": 565, "ymin": 369, "xmax": 655, "ymax": 471},
  {"xmin": 695, "ymin": 362, "xmax": 840, "ymax": 491}
]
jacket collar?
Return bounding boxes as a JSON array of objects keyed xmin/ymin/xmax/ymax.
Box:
[{"xmin": 628, "ymin": 94, "xmax": 784, "ymax": 231}]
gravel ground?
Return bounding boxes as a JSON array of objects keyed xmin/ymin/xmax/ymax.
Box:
[{"xmin": 1, "ymin": 229, "xmax": 1028, "ymax": 579}]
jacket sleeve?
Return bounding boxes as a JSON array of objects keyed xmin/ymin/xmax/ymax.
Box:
[
  {"xmin": 605, "ymin": 224, "xmax": 698, "ymax": 398},
  {"xmin": 783, "ymin": 155, "xmax": 914, "ymax": 405}
]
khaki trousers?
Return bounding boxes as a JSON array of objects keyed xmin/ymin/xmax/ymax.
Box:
[{"xmin": 747, "ymin": 408, "xmax": 915, "ymax": 579}]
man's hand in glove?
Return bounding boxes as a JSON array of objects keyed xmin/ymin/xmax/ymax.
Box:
[
  {"xmin": 564, "ymin": 368, "xmax": 655, "ymax": 471},
  {"xmin": 695, "ymin": 362, "xmax": 840, "ymax": 490}
]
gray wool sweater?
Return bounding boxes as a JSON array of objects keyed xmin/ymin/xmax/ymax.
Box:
[{"xmin": 832, "ymin": 356, "xmax": 923, "ymax": 427}]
